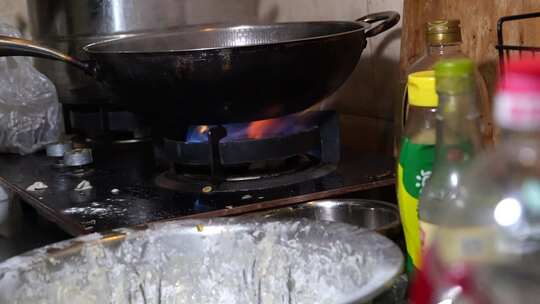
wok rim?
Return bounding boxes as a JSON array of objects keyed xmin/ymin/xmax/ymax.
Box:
[
  {"xmin": 82, "ymin": 20, "xmax": 371, "ymax": 55},
  {"xmin": 246, "ymin": 199, "xmax": 401, "ymax": 235}
]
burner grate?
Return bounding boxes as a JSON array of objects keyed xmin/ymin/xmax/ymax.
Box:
[
  {"xmin": 159, "ymin": 111, "xmax": 340, "ymax": 192},
  {"xmin": 156, "ymin": 162, "xmax": 337, "ymax": 193}
]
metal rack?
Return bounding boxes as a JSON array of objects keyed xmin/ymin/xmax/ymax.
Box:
[{"xmin": 497, "ymin": 12, "xmax": 540, "ymax": 72}]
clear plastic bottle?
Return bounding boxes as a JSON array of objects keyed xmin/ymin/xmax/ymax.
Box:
[
  {"xmin": 416, "ymin": 59, "xmax": 540, "ymax": 304},
  {"xmin": 397, "ymin": 71, "xmax": 438, "ymax": 274},
  {"xmin": 417, "ymin": 59, "xmax": 484, "ymax": 262},
  {"xmin": 406, "ymin": 20, "xmax": 465, "ymax": 72},
  {"xmin": 396, "ymin": 20, "xmax": 491, "ymax": 154}
]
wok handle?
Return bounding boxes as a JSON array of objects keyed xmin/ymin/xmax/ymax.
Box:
[
  {"xmin": 356, "ymin": 11, "xmax": 400, "ymax": 38},
  {"xmin": 0, "ymin": 35, "xmax": 94, "ymax": 75}
]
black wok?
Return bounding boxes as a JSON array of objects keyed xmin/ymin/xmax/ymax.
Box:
[{"xmin": 0, "ymin": 11, "xmax": 399, "ymax": 124}]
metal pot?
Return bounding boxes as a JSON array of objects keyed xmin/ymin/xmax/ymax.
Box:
[
  {"xmin": 27, "ymin": 0, "xmax": 190, "ymax": 103},
  {"xmin": 0, "ymin": 218, "xmax": 403, "ymax": 303},
  {"xmin": 246, "ymin": 199, "xmax": 402, "ymax": 239}
]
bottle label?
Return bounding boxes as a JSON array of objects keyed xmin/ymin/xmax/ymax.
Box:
[
  {"xmin": 397, "ymin": 137, "xmax": 435, "ymax": 271},
  {"xmin": 495, "ymin": 91, "xmax": 540, "ymax": 131},
  {"xmin": 420, "ymin": 220, "xmax": 497, "ymax": 264}
]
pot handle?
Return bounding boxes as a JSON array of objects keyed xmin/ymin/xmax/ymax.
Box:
[
  {"xmin": 0, "ymin": 35, "xmax": 94, "ymax": 75},
  {"xmin": 356, "ymin": 11, "xmax": 400, "ymax": 38}
]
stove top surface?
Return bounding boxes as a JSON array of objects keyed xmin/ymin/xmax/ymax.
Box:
[{"xmin": 0, "ymin": 145, "xmax": 394, "ymax": 236}]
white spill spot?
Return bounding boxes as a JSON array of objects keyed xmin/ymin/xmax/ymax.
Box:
[
  {"xmin": 26, "ymin": 181, "xmax": 48, "ymax": 191},
  {"xmin": 225, "ymin": 205, "xmax": 233, "ymax": 209},
  {"xmin": 74, "ymin": 180, "xmax": 93, "ymax": 191},
  {"xmin": 110, "ymin": 188, "xmax": 120, "ymax": 195},
  {"xmin": 241, "ymin": 194, "xmax": 252, "ymax": 200}
]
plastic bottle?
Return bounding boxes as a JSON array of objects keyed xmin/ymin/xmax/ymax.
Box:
[
  {"xmin": 397, "ymin": 71, "xmax": 438, "ymax": 274},
  {"xmin": 415, "ymin": 58, "xmax": 540, "ymax": 304},
  {"xmin": 396, "ymin": 20, "xmax": 491, "ymax": 154},
  {"xmin": 417, "ymin": 59, "xmax": 484, "ymax": 263}
]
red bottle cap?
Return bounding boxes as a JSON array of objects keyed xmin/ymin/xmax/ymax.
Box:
[{"xmin": 495, "ymin": 58, "xmax": 540, "ymax": 130}]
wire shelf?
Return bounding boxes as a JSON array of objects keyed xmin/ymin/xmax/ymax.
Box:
[{"xmin": 496, "ymin": 12, "xmax": 540, "ymax": 72}]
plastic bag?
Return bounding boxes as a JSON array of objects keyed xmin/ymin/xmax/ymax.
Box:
[{"xmin": 0, "ymin": 23, "xmax": 62, "ymax": 155}]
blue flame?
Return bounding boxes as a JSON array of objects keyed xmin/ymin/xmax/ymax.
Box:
[{"xmin": 185, "ymin": 113, "xmax": 315, "ymax": 143}]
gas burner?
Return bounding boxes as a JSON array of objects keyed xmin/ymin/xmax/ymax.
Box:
[
  {"xmin": 174, "ymin": 154, "xmax": 317, "ymax": 181},
  {"xmin": 156, "ymin": 154, "xmax": 336, "ymax": 193},
  {"xmin": 63, "ymin": 104, "xmax": 151, "ymax": 144},
  {"xmin": 159, "ymin": 111, "xmax": 340, "ymax": 193}
]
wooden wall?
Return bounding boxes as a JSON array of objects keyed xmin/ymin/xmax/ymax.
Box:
[{"xmin": 401, "ymin": 0, "xmax": 540, "ymax": 140}]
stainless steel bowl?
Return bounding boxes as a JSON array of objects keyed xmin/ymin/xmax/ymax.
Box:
[
  {"xmin": 249, "ymin": 199, "xmax": 401, "ymax": 238},
  {"xmin": 0, "ymin": 218, "xmax": 403, "ymax": 304}
]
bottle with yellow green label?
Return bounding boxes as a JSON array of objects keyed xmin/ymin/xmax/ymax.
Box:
[{"xmin": 397, "ymin": 70, "xmax": 438, "ymax": 274}]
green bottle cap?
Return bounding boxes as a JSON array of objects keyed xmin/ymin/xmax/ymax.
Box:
[
  {"xmin": 435, "ymin": 58, "xmax": 473, "ymax": 78},
  {"xmin": 435, "ymin": 58, "xmax": 474, "ymax": 94}
]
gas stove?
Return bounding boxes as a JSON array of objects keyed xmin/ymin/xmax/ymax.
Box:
[{"xmin": 0, "ymin": 106, "xmax": 394, "ymax": 236}]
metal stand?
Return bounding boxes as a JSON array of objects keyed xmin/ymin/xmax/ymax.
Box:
[{"xmin": 207, "ymin": 125, "xmax": 227, "ymax": 185}]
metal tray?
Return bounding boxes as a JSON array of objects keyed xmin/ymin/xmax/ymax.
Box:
[{"xmin": 0, "ymin": 218, "xmax": 403, "ymax": 304}]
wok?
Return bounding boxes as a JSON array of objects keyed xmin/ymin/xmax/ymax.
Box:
[{"xmin": 0, "ymin": 11, "xmax": 399, "ymax": 124}]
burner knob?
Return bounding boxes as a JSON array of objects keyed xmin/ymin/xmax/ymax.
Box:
[
  {"xmin": 46, "ymin": 141, "xmax": 73, "ymax": 157},
  {"xmin": 63, "ymin": 148, "xmax": 93, "ymax": 167}
]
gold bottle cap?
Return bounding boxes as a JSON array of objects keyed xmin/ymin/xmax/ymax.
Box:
[{"xmin": 426, "ymin": 20, "xmax": 462, "ymax": 45}]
